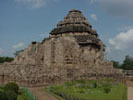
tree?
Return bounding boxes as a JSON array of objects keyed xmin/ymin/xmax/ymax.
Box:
[
  {"xmin": 0, "ymin": 56, "xmax": 14, "ymax": 63},
  {"xmin": 122, "ymin": 55, "xmax": 133, "ymax": 70},
  {"xmin": 5, "ymin": 90, "xmax": 17, "ymax": 100},
  {"xmin": 112, "ymin": 60, "xmax": 121, "ymax": 68},
  {"xmin": 4, "ymin": 82, "xmax": 19, "ymax": 94},
  {"xmin": 0, "ymin": 91, "xmax": 9, "ymax": 100}
]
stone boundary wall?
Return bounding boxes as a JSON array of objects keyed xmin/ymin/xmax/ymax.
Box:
[{"xmin": 0, "ymin": 62, "xmax": 124, "ymax": 87}]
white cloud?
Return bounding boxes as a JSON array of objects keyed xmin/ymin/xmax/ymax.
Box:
[
  {"xmin": 118, "ymin": 26, "xmax": 133, "ymax": 32},
  {"xmin": 0, "ymin": 48, "xmax": 4, "ymax": 55},
  {"xmin": 13, "ymin": 42, "xmax": 25, "ymax": 50},
  {"xmin": 90, "ymin": 0, "xmax": 133, "ymax": 17},
  {"xmin": 109, "ymin": 28, "xmax": 133, "ymax": 50},
  {"xmin": 15, "ymin": 0, "xmax": 46, "ymax": 8},
  {"xmin": 90, "ymin": 14, "xmax": 97, "ymax": 21},
  {"xmin": 105, "ymin": 47, "xmax": 111, "ymax": 53}
]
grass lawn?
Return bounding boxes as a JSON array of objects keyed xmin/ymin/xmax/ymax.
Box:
[
  {"xmin": 45, "ymin": 79, "xmax": 127, "ymax": 100},
  {"xmin": 17, "ymin": 89, "xmax": 31, "ymax": 100}
]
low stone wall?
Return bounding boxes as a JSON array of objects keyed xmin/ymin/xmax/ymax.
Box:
[{"xmin": 0, "ymin": 62, "xmax": 125, "ymax": 87}]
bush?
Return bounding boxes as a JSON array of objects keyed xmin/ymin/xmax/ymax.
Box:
[
  {"xmin": 0, "ymin": 91, "xmax": 9, "ymax": 100},
  {"xmin": 104, "ymin": 87, "xmax": 111, "ymax": 94},
  {"xmin": 78, "ymin": 89, "xmax": 85, "ymax": 93},
  {"xmin": 0, "ymin": 85, "xmax": 4, "ymax": 90},
  {"xmin": 4, "ymin": 83, "xmax": 19, "ymax": 94},
  {"xmin": 65, "ymin": 82, "xmax": 75, "ymax": 87},
  {"xmin": 5, "ymin": 90, "xmax": 17, "ymax": 100},
  {"xmin": 93, "ymin": 82, "xmax": 97, "ymax": 88},
  {"xmin": 76, "ymin": 80, "xmax": 86, "ymax": 84}
]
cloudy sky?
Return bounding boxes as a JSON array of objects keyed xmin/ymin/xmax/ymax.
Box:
[{"xmin": 0, "ymin": 0, "xmax": 133, "ymax": 62}]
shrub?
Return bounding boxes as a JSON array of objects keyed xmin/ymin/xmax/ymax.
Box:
[
  {"xmin": 65, "ymin": 82, "xmax": 75, "ymax": 87},
  {"xmin": 93, "ymin": 82, "xmax": 97, "ymax": 88},
  {"xmin": 104, "ymin": 87, "xmax": 111, "ymax": 94},
  {"xmin": 76, "ymin": 80, "xmax": 86, "ymax": 84},
  {"xmin": 4, "ymin": 83, "xmax": 19, "ymax": 94},
  {"xmin": 5, "ymin": 90, "xmax": 17, "ymax": 100},
  {"xmin": 102, "ymin": 82, "xmax": 112, "ymax": 88},
  {"xmin": 78, "ymin": 89, "xmax": 85, "ymax": 93},
  {"xmin": 0, "ymin": 91, "xmax": 9, "ymax": 100},
  {"xmin": 0, "ymin": 85, "xmax": 4, "ymax": 90},
  {"xmin": 79, "ymin": 83, "xmax": 86, "ymax": 88}
]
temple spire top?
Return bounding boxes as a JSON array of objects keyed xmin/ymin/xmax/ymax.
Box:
[{"xmin": 50, "ymin": 9, "xmax": 97, "ymax": 36}]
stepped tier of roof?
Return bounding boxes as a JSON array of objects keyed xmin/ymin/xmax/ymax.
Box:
[{"xmin": 50, "ymin": 9, "xmax": 98, "ymax": 36}]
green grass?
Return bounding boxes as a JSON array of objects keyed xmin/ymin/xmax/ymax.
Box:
[
  {"xmin": 0, "ymin": 85, "xmax": 4, "ymax": 91},
  {"xmin": 17, "ymin": 89, "xmax": 31, "ymax": 100},
  {"xmin": 45, "ymin": 79, "xmax": 127, "ymax": 100},
  {"xmin": 45, "ymin": 88, "xmax": 65, "ymax": 100}
]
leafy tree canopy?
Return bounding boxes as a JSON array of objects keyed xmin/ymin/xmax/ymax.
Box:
[
  {"xmin": 111, "ymin": 60, "xmax": 121, "ymax": 68},
  {"xmin": 112, "ymin": 55, "xmax": 133, "ymax": 70},
  {"xmin": 0, "ymin": 56, "xmax": 14, "ymax": 64},
  {"xmin": 122, "ymin": 55, "xmax": 133, "ymax": 70}
]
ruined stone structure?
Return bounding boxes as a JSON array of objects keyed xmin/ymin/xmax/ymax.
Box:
[{"xmin": 0, "ymin": 10, "xmax": 124, "ymax": 87}]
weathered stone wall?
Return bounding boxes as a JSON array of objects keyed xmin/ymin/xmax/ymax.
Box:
[
  {"xmin": 42, "ymin": 35, "xmax": 104, "ymax": 68},
  {"xmin": 0, "ymin": 34, "xmax": 124, "ymax": 87},
  {"xmin": 0, "ymin": 63, "xmax": 124, "ymax": 87},
  {"xmin": 13, "ymin": 34, "xmax": 105, "ymax": 68}
]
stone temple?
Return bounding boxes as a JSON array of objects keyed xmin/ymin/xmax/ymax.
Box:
[{"xmin": 0, "ymin": 10, "xmax": 124, "ymax": 87}]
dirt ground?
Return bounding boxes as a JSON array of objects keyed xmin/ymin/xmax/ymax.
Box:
[
  {"xmin": 127, "ymin": 81, "xmax": 133, "ymax": 100},
  {"xmin": 29, "ymin": 87, "xmax": 58, "ymax": 100},
  {"xmin": 128, "ymin": 87, "xmax": 133, "ymax": 100}
]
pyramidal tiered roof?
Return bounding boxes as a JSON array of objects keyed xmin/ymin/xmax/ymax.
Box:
[{"xmin": 50, "ymin": 9, "xmax": 98, "ymax": 36}]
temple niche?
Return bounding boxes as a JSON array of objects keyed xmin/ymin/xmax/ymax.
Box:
[{"xmin": 0, "ymin": 9, "xmax": 124, "ymax": 87}]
